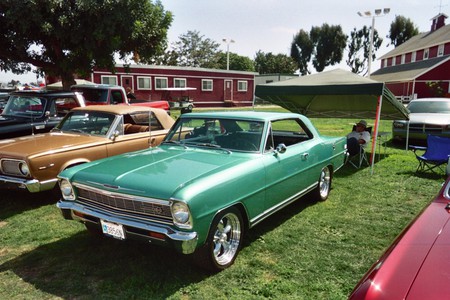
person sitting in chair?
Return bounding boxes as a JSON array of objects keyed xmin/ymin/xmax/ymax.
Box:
[{"xmin": 347, "ymin": 120, "xmax": 371, "ymax": 156}]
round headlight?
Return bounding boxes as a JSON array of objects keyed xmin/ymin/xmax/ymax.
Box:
[
  {"xmin": 171, "ymin": 201, "xmax": 191, "ymax": 227},
  {"xmin": 19, "ymin": 162, "xmax": 30, "ymax": 176},
  {"xmin": 59, "ymin": 179, "xmax": 75, "ymax": 201}
]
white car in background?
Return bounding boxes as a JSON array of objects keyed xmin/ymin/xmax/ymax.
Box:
[{"xmin": 392, "ymin": 98, "xmax": 450, "ymax": 143}]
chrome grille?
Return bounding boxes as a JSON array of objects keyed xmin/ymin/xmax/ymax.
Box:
[
  {"xmin": 409, "ymin": 124, "xmax": 444, "ymax": 133},
  {"xmin": 75, "ymin": 184, "xmax": 172, "ymax": 221}
]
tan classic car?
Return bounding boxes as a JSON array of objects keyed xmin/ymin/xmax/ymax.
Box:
[{"xmin": 0, "ymin": 105, "xmax": 174, "ymax": 193}]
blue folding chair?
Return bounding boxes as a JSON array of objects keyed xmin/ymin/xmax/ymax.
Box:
[{"xmin": 410, "ymin": 135, "xmax": 450, "ymax": 174}]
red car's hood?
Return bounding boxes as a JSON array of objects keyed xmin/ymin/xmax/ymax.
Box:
[
  {"xmin": 350, "ymin": 199, "xmax": 450, "ymax": 299},
  {"xmin": 406, "ymin": 213, "xmax": 450, "ymax": 300}
]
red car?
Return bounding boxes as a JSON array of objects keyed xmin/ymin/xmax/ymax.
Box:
[{"xmin": 349, "ymin": 176, "xmax": 450, "ymax": 300}]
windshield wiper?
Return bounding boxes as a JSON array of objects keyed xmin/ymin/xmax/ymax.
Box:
[
  {"xmin": 162, "ymin": 140, "xmax": 188, "ymax": 149},
  {"xmin": 195, "ymin": 143, "xmax": 232, "ymax": 154}
]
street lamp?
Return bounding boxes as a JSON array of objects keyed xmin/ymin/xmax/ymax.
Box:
[
  {"xmin": 222, "ymin": 38, "xmax": 235, "ymax": 70},
  {"xmin": 357, "ymin": 8, "xmax": 390, "ymax": 78}
]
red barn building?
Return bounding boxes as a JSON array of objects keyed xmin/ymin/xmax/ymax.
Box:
[
  {"xmin": 371, "ymin": 13, "xmax": 450, "ymax": 102},
  {"xmin": 91, "ymin": 64, "xmax": 257, "ymax": 107}
]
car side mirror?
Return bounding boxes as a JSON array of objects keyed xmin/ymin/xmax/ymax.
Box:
[
  {"xmin": 274, "ymin": 143, "xmax": 287, "ymax": 155},
  {"xmin": 110, "ymin": 130, "xmax": 120, "ymax": 141}
]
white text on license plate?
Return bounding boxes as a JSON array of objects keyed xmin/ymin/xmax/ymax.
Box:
[{"xmin": 101, "ymin": 220, "xmax": 125, "ymax": 240}]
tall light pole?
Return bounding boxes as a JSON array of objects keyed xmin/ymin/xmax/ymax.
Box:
[
  {"xmin": 357, "ymin": 8, "xmax": 390, "ymax": 78},
  {"xmin": 222, "ymin": 38, "xmax": 235, "ymax": 70}
]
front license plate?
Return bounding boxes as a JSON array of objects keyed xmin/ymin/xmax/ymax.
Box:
[{"xmin": 101, "ymin": 220, "xmax": 125, "ymax": 240}]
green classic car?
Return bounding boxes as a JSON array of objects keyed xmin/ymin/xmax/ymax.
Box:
[{"xmin": 57, "ymin": 111, "xmax": 347, "ymax": 271}]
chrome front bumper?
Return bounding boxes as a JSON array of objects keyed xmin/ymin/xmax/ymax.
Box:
[
  {"xmin": 57, "ymin": 200, "xmax": 199, "ymax": 255},
  {"xmin": 0, "ymin": 175, "xmax": 57, "ymax": 193}
]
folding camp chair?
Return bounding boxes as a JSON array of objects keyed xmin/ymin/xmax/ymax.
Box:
[
  {"xmin": 410, "ymin": 135, "xmax": 450, "ymax": 174},
  {"xmin": 347, "ymin": 126, "xmax": 372, "ymax": 168}
]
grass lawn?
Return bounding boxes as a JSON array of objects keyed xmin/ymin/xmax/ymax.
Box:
[{"xmin": 0, "ymin": 106, "xmax": 446, "ymax": 299}]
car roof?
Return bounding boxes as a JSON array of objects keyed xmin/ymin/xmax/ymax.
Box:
[
  {"xmin": 70, "ymin": 105, "xmax": 174, "ymax": 127},
  {"xmin": 183, "ymin": 111, "xmax": 303, "ymax": 121},
  {"xmin": 410, "ymin": 97, "xmax": 450, "ymax": 103},
  {"xmin": 10, "ymin": 90, "xmax": 77, "ymax": 97},
  {"xmin": 71, "ymin": 84, "xmax": 122, "ymax": 90},
  {"xmin": 71, "ymin": 105, "xmax": 158, "ymax": 114}
]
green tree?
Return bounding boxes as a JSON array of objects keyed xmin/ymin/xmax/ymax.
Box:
[
  {"xmin": 310, "ymin": 24, "xmax": 347, "ymax": 72},
  {"xmin": 291, "ymin": 24, "xmax": 347, "ymax": 74},
  {"xmin": 212, "ymin": 52, "xmax": 255, "ymax": 71},
  {"xmin": 0, "ymin": 0, "xmax": 172, "ymax": 89},
  {"xmin": 159, "ymin": 30, "xmax": 221, "ymax": 68},
  {"xmin": 254, "ymin": 51, "xmax": 297, "ymax": 74},
  {"xmin": 388, "ymin": 15, "xmax": 419, "ymax": 47},
  {"xmin": 346, "ymin": 26, "xmax": 383, "ymax": 76},
  {"xmin": 290, "ymin": 29, "xmax": 314, "ymax": 75}
]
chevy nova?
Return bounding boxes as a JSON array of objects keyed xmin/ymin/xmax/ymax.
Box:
[
  {"xmin": 0, "ymin": 105, "xmax": 174, "ymax": 193},
  {"xmin": 57, "ymin": 111, "xmax": 347, "ymax": 271}
]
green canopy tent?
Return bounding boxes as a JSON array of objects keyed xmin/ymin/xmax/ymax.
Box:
[{"xmin": 255, "ymin": 69, "xmax": 410, "ymax": 173}]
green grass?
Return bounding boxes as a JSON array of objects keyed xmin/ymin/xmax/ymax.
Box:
[{"xmin": 0, "ymin": 106, "xmax": 446, "ymax": 299}]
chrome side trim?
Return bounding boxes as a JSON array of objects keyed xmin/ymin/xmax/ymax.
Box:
[{"xmin": 249, "ymin": 182, "xmax": 317, "ymax": 227}]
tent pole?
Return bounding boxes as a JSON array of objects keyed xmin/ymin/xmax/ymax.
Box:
[{"xmin": 370, "ymin": 95, "xmax": 383, "ymax": 175}]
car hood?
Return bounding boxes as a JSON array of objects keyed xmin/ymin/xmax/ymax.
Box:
[
  {"xmin": 0, "ymin": 115, "xmax": 32, "ymax": 125},
  {"xmin": 69, "ymin": 146, "xmax": 248, "ymax": 200},
  {"xmin": 0, "ymin": 132, "xmax": 107, "ymax": 159},
  {"xmin": 408, "ymin": 113, "xmax": 450, "ymax": 125},
  {"xmin": 405, "ymin": 209, "xmax": 450, "ymax": 299},
  {"xmin": 350, "ymin": 200, "xmax": 450, "ymax": 299}
]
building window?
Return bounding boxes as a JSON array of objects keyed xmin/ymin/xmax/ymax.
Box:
[
  {"xmin": 383, "ymin": 59, "xmax": 388, "ymax": 68},
  {"xmin": 238, "ymin": 80, "xmax": 248, "ymax": 92},
  {"xmin": 155, "ymin": 77, "xmax": 168, "ymax": 90},
  {"xmin": 411, "ymin": 51, "xmax": 416, "ymax": 62},
  {"xmin": 137, "ymin": 77, "xmax": 151, "ymax": 90},
  {"xmin": 202, "ymin": 79, "xmax": 213, "ymax": 91},
  {"xmin": 101, "ymin": 76, "xmax": 117, "ymax": 85},
  {"xmin": 174, "ymin": 78, "xmax": 186, "ymax": 88},
  {"xmin": 423, "ymin": 48, "xmax": 429, "ymax": 60},
  {"xmin": 438, "ymin": 44, "xmax": 444, "ymax": 57},
  {"xmin": 392, "ymin": 57, "xmax": 396, "ymax": 66},
  {"xmin": 401, "ymin": 54, "xmax": 405, "ymax": 64}
]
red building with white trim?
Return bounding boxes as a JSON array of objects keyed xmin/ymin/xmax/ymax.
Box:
[
  {"xmin": 91, "ymin": 64, "xmax": 257, "ymax": 107},
  {"xmin": 371, "ymin": 13, "xmax": 450, "ymax": 101}
]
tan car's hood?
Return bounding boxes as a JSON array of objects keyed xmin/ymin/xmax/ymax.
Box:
[{"xmin": 0, "ymin": 132, "xmax": 107, "ymax": 159}]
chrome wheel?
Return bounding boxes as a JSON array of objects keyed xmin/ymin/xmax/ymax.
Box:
[
  {"xmin": 212, "ymin": 211, "xmax": 242, "ymax": 266},
  {"xmin": 317, "ymin": 166, "xmax": 332, "ymax": 201}
]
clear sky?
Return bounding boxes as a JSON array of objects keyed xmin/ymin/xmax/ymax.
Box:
[{"xmin": 1, "ymin": 0, "xmax": 448, "ymax": 83}]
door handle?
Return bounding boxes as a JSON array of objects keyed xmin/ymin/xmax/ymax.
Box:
[
  {"xmin": 149, "ymin": 137, "xmax": 156, "ymax": 147},
  {"xmin": 301, "ymin": 153, "xmax": 309, "ymax": 160}
]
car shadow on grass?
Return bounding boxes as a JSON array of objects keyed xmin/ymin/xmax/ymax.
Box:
[
  {"xmin": 0, "ymin": 231, "xmax": 208, "ymax": 299},
  {"xmin": 244, "ymin": 190, "xmax": 320, "ymax": 246},
  {"xmin": 0, "ymin": 191, "xmax": 325, "ymax": 298},
  {"xmin": 0, "ymin": 189, "xmax": 59, "ymax": 220}
]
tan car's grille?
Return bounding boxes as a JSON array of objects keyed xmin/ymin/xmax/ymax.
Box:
[
  {"xmin": 75, "ymin": 184, "xmax": 173, "ymax": 222},
  {"xmin": 0, "ymin": 159, "xmax": 27, "ymax": 177}
]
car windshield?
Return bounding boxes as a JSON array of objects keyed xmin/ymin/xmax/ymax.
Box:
[
  {"xmin": 55, "ymin": 110, "xmax": 116, "ymax": 136},
  {"xmin": 72, "ymin": 88, "xmax": 108, "ymax": 104},
  {"xmin": 1, "ymin": 95, "xmax": 47, "ymax": 118},
  {"xmin": 408, "ymin": 101, "xmax": 450, "ymax": 113},
  {"xmin": 165, "ymin": 117, "xmax": 264, "ymax": 152}
]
